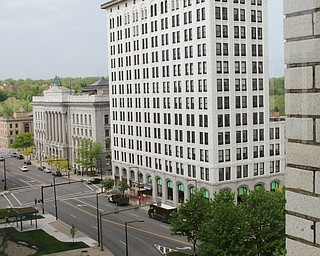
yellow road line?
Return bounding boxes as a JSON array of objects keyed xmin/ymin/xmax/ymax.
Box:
[{"xmin": 61, "ymin": 200, "xmax": 191, "ymax": 246}]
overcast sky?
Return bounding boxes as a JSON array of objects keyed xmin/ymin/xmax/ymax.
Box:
[{"xmin": 0, "ymin": 0, "xmax": 283, "ymax": 80}]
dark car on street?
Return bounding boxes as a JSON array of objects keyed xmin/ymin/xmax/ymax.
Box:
[
  {"xmin": 17, "ymin": 154, "xmax": 24, "ymax": 160},
  {"xmin": 52, "ymin": 170, "xmax": 62, "ymax": 177},
  {"xmin": 108, "ymin": 194, "xmax": 129, "ymax": 206},
  {"xmin": 87, "ymin": 178, "xmax": 102, "ymax": 184},
  {"xmin": 24, "ymin": 160, "xmax": 31, "ymax": 165}
]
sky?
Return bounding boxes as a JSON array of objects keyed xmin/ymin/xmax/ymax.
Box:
[{"xmin": 0, "ymin": 0, "xmax": 284, "ymax": 80}]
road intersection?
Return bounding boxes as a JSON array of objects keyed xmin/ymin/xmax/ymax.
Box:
[{"xmin": 0, "ymin": 154, "xmax": 192, "ymax": 256}]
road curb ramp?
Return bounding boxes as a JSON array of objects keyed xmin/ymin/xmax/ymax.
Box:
[{"xmin": 154, "ymin": 244, "xmax": 177, "ymax": 255}]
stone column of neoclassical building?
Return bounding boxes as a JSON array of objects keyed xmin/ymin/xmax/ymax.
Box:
[{"xmin": 284, "ymin": 1, "xmax": 320, "ymax": 254}]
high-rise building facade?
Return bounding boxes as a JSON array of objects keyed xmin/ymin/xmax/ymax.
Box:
[
  {"xmin": 284, "ymin": 0, "xmax": 320, "ymax": 254},
  {"xmin": 101, "ymin": 0, "xmax": 284, "ymax": 205}
]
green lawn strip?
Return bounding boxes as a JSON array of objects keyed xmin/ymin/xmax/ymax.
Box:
[
  {"xmin": 166, "ymin": 252, "xmax": 191, "ymax": 256},
  {"xmin": 3, "ymin": 227, "xmax": 88, "ymax": 255},
  {"xmin": 0, "ymin": 208, "xmax": 15, "ymax": 219}
]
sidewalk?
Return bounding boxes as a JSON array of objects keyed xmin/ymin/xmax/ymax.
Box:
[{"xmin": 0, "ymin": 213, "xmax": 114, "ymax": 256}]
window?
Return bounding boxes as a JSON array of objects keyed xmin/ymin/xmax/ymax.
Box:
[
  {"xmin": 253, "ymin": 146, "xmax": 258, "ymax": 158},
  {"xmin": 216, "ymin": 25, "xmax": 221, "ymax": 37},
  {"xmin": 222, "ymin": 7, "xmax": 228, "ymax": 20},
  {"xmin": 215, "ymin": 7, "xmax": 221, "ymax": 19}
]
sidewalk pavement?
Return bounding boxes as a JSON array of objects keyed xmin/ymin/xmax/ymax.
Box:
[{"xmin": 0, "ymin": 213, "xmax": 114, "ymax": 256}]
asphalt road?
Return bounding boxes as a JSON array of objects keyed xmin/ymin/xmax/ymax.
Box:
[{"xmin": 0, "ymin": 152, "xmax": 192, "ymax": 256}]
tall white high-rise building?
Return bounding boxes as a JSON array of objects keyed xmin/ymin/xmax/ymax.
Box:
[{"xmin": 101, "ymin": 0, "xmax": 285, "ymax": 206}]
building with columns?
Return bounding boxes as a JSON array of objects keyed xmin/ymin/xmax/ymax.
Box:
[
  {"xmin": 101, "ymin": 0, "xmax": 285, "ymax": 206},
  {"xmin": 284, "ymin": 1, "xmax": 320, "ymax": 254},
  {"xmin": 32, "ymin": 78, "xmax": 111, "ymax": 174}
]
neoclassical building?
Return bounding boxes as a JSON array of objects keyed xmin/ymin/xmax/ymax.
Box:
[
  {"xmin": 32, "ymin": 78, "xmax": 111, "ymax": 174},
  {"xmin": 101, "ymin": 0, "xmax": 285, "ymax": 206}
]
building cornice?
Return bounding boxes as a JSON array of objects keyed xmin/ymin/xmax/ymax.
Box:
[{"xmin": 101, "ymin": 0, "xmax": 124, "ymax": 9}]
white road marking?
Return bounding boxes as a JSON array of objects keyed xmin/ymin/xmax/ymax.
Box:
[
  {"xmin": 92, "ymin": 226, "xmax": 98, "ymax": 230},
  {"xmin": 19, "ymin": 179, "xmax": 34, "ymax": 186},
  {"xmin": 160, "ymin": 224, "xmax": 170, "ymax": 229},
  {"xmin": 119, "ymin": 240, "xmax": 126, "ymax": 246},
  {"xmin": 74, "ymin": 198, "xmax": 105, "ymax": 212},
  {"xmin": 11, "ymin": 185, "xmax": 40, "ymax": 193},
  {"xmin": 130, "ymin": 213, "xmax": 139, "ymax": 217},
  {"xmin": 70, "ymin": 214, "xmax": 77, "ymax": 219},
  {"xmin": 10, "ymin": 193, "xmax": 22, "ymax": 205},
  {"xmin": 85, "ymin": 184, "xmax": 94, "ymax": 191},
  {"xmin": 3, "ymin": 194, "xmax": 13, "ymax": 207},
  {"xmin": 45, "ymin": 191, "xmax": 95, "ymax": 203}
]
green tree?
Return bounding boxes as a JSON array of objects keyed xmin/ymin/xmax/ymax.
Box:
[
  {"xmin": 76, "ymin": 139, "xmax": 103, "ymax": 175},
  {"xmin": 101, "ymin": 178, "xmax": 114, "ymax": 191},
  {"xmin": 70, "ymin": 224, "xmax": 77, "ymax": 243},
  {"xmin": 22, "ymin": 147, "xmax": 34, "ymax": 159},
  {"xmin": 269, "ymin": 77, "xmax": 284, "ymax": 96},
  {"xmin": 118, "ymin": 181, "xmax": 130, "ymax": 195},
  {"xmin": 170, "ymin": 191, "xmax": 212, "ymax": 255},
  {"xmin": 241, "ymin": 188, "xmax": 286, "ymax": 256},
  {"xmin": 11, "ymin": 132, "xmax": 34, "ymax": 149},
  {"xmin": 198, "ymin": 189, "xmax": 248, "ymax": 256}
]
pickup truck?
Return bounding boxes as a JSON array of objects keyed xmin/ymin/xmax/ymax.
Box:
[{"xmin": 108, "ymin": 194, "xmax": 129, "ymax": 206}]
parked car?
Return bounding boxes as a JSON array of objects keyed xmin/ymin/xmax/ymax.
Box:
[
  {"xmin": 24, "ymin": 160, "xmax": 31, "ymax": 165},
  {"xmin": 17, "ymin": 155, "xmax": 24, "ymax": 160},
  {"xmin": 20, "ymin": 166, "xmax": 28, "ymax": 172},
  {"xmin": 87, "ymin": 178, "xmax": 102, "ymax": 185},
  {"xmin": 43, "ymin": 168, "xmax": 51, "ymax": 173},
  {"xmin": 11, "ymin": 152, "xmax": 17, "ymax": 158},
  {"xmin": 0, "ymin": 157, "xmax": 4, "ymax": 161},
  {"xmin": 52, "ymin": 170, "xmax": 62, "ymax": 177}
]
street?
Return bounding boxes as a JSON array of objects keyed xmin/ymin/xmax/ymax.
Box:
[{"xmin": 0, "ymin": 150, "xmax": 192, "ymax": 256}]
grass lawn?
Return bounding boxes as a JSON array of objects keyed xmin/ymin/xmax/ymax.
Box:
[
  {"xmin": 0, "ymin": 208, "xmax": 16, "ymax": 219},
  {"xmin": 1, "ymin": 227, "xmax": 88, "ymax": 255}
]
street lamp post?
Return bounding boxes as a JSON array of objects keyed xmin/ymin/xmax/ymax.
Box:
[
  {"xmin": 125, "ymin": 220, "xmax": 144, "ymax": 256},
  {"xmin": 53, "ymin": 176, "xmax": 58, "ymax": 220},
  {"xmin": 3, "ymin": 158, "xmax": 7, "ymax": 190},
  {"xmin": 96, "ymin": 191, "xmax": 101, "ymax": 246},
  {"xmin": 67, "ymin": 147, "xmax": 70, "ymax": 178},
  {"xmin": 99, "ymin": 206, "xmax": 140, "ymax": 252},
  {"xmin": 98, "ymin": 158, "xmax": 103, "ymax": 181}
]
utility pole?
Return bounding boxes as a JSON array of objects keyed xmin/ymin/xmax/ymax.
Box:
[
  {"xmin": 3, "ymin": 158, "xmax": 6, "ymax": 190},
  {"xmin": 53, "ymin": 176, "xmax": 58, "ymax": 220}
]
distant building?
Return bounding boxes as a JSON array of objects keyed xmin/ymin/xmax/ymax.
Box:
[
  {"xmin": 32, "ymin": 78, "xmax": 111, "ymax": 174},
  {"xmin": 101, "ymin": 0, "xmax": 285, "ymax": 205},
  {"xmin": 284, "ymin": 1, "xmax": 320, "ymax": 255},
  {"xmin": 0, "ymin": 109, "xmax": 33, "ymax": 148}
]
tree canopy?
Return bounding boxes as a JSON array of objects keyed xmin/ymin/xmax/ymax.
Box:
[
  {"xmin": 171, "ymin": 188, "xmax": 286, "ymax": 256},
  {"xmin": 76, "ymin": 139, "xmax": 103, "ymax": 174},
  {"xmin": 11, "ymin": 132, "xmax": 34, "ymax": 149},
  {"xmin": 170, "ymin": 191, "xmax": 212, "ymax": 255},
  {"xmin": 0, "ymin": 77, "xmax": 104, "ymax": 117},
  {"xmin": 101, "ymin": 178, "xmax": 115, "ymax": 191},
  {"xmin": 118, "ymin": 181, "xmax": 130, "ymax": 195}
]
